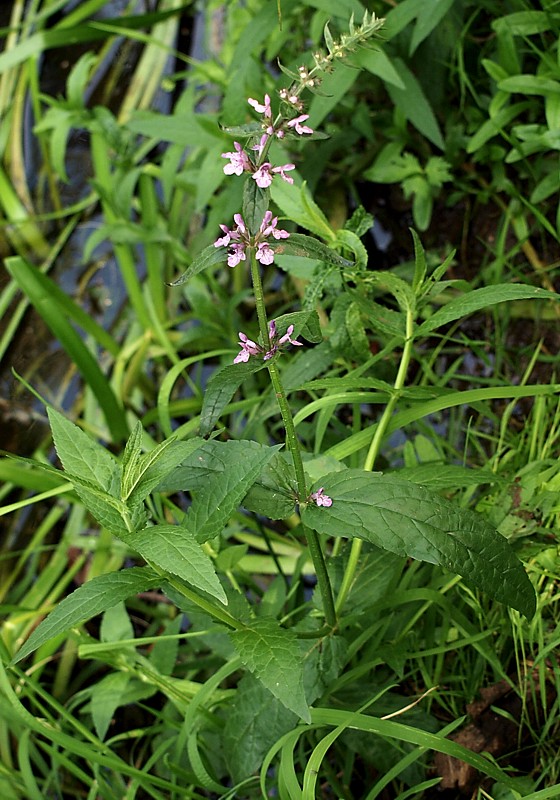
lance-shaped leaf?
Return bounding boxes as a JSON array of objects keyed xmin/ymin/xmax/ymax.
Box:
[
  {"xmin": 199, "ymin": 358, "xmax": 267, "ymax": 436},
  {"xmin": 279, "ymin": 233, "xmax": 353, "ymax": 268},
  {"xmin": 123, "ymin": 437, "xmax": 205, "ymax": 507},
  {"xmin": 48, "ymin": 406, "xmax": 119, "ymax": 493},
  {"xmin": 301, "ymin": 470, "xmax": 536, "ymax": 620},
  {"xmin": 12, "ymin": 567, "xmax": 161, "ymax": 664},
  {"xmin": 186, "ymin": 441, "xmax": 280, "ymax": 543},
  {"xmin": 120, "ymin": 524, "xmax": 227, "ymax": 604},
  {"xmin": 168, "ymin": 243, "xmax": 228, "ymax": 287},
  {"xmin": 416, "ymin": 284, "xmax": 558, "ymax": 336},
  {"xmin": 221, "ymin": 122, "xmax": 262, "ymax": 137},
  {"xmin": 232, "ymin": 618, "xmax": 310, "ymax": 722},
  {"xmin": 243, "ymin": 178, "xmax": 270, "ymax": 235},
  {"xmin": 272, "ymin": 310, "xmax": 322, "ymax": 343}
]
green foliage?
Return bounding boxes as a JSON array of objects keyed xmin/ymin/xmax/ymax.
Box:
[{"xmin": 1, "ymin": 1, "xmax": 560, "ymax": 798}]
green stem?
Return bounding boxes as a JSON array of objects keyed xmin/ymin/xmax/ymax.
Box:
[
  {"xmin": 249, "ymin": 251, "xmax": 337, "ymax": 630},
  {"xmin": 164, "ymin": 573, "xmax": 244, "ymax": 631},
  {"xmin": 335, "ymin": 308, "xmax": 416, "ymax": 614}
]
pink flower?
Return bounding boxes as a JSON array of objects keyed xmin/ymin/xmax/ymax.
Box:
[
  {"xmin": 272, "ymin": 163, "xmax": 295, "ymax": 184},
  {"xmin": 227, "ymin": 243, "xmax": 246, "ymax": 268},
  {"xmin": 256, "ymin": 242, "xmax": 275, "ymax": 265},
  {"xmin": 248, "ymin": 94, "xmax": 272, "ymax": 118},
  {"xmin": 214, "ymin": 215, "xmax": 248, "ymax": 267},
  {"xmin": 310, "ymin": 488, "xmax": 332, "ymax": 507},
  {"xmin": 213, "ymin": 224, "xmax": 233, "ymax": 248},
  {"xmin": 215, "ymin": 212, "xmax": 289, "ymax": 269},
  {"xmin": 253, "ymin": 163, "xmax": 274, "ymax": 189},
  {"xmin": 233, "ymin": 319, "xmax": 302, "ymax": 364},
  {"xmin": 221, "ymin": 141, "xmax": 252, "ymax": 176},
  {"xmin": 252, "ymin": 162, "xmax": 296, "ymax": 188},
  {"xmin": 287, "ymin": 114, "xmax": 313, "ymax": 135},
  {"xmin": 234, "ymin": 332, "xmax": 261, "ymax": 363},
  {"xmin": 260, "ymin": 210, "xmax": 290, "ymax": 240},
  {"xmin": 279, "ymin": 324, "xmax": 303, "ymax": 348}
]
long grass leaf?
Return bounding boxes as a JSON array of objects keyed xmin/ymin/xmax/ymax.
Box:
[{"xmin": 5, "ymin": 256, "xmax": 128, "ymax": 442}]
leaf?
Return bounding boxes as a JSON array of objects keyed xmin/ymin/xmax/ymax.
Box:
[
  {"xmin": 301, "ymin": 470, "xmax": 536, "ymax": 619},
  {"xmin": 187, "ymin": 441, "xmax": 280, "ymax": 543},
  {"xmin": 280, "ymin": 233, "xmax": 353, "ymax": 267},
  {"xmin": 121, "ymin": 524, "xmax": 227, "ymax": 604},
  {"xmin": 416, "ymin": 284, "xmax": 558, "ymax": 336},
  {"xmin": 156, "ymin": 440, "xmax": 229, "ymax": 493},
  {"xmin": 221, "ymin": 122, "xmax": 262, "ymax": 137},
  {"xmin": 168, "ymin": 243, "xmax": 228, "ymax": 286},
  {"xmin": 467, "ymin": 102, "xmax": 532, "ymax": 153},
  {"xmin": 409, "ymin": 0, "xmax": 455, "ymax": 56},
  {"xmin": 270, "ymin": 180, "xmax": 336, "ymax": 241},
  {"xmin": 243, "ymin": 178, "xmax": 270, "ymax": 236},
  {"xmin": 223, "ymin": 675, "xmax": 297, "ymax": 782},
  {"xmin": 5, "ymin": 259, "xmax": 128, "ymax": 442},
  {"xmin": 12, "ymin": 567, "xmax": 161, "ymax": 663},
  {"xmin": 232, "ymin": 618, "xmax": 309, "ymax": 721},
  {"xmin": 241, "ymin": 451, "xmax": 297, "ymax": 520},
  {"xmin": 199, "ymin": 358, "xmax": 268, "ymax": 436},
  {"xmin": 395, "ymin": 464, "xmax": 500, "ymax": 490},
  {"xmin": 68, "ymin": 480, "xmax": 130, "ymax": 533},
  {"xmin": 302, "ymin": 634, "xmax": 347, "ymax": 705},
  {"xmin": 47, "ymin": 407, "xmax": 119, "ymax": 492},
  {"xmin": 385, "ymin": 58, "xmax": 444, "ymax": 150},
  {"xmin": 492, "ymin": 11, "xmax": 555, "ymax": 36},
  {"xmin": 91, "ymin": 672, "xmax": 130, "ymax": 741},
  {"xmin": 354, "ymin": 48, "xmax": 404, "ymax": 89},
  {"xmin": 335, "ymin": 229, "xmax": 368, "ymax": 270},
  {"xmin": 498, "ymin": 75, "xmax": 560, "ymax": 96},
  {"xmin": 272, "ymin": 310, "xmax": 323, "ymax": 343},
  {"xmin": 125, "ymin": 438, "xmax": 205, "ymax": 506}
]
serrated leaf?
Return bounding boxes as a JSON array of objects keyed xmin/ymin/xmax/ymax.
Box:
[
  {"xmin": 121, "ymin": 422, "xmax": 143, "ymax": 492},
  {"xmin": 416, "ymin": 284, "xmax": 559, "ymax": 336},
  {"xmin": 221, "ymin": 122, "xmax": 262, "ymax": 137},
  {"xmin": 199, "ymin": 358, "xmax": 268, "ymax": 436},
  {"xmin": 302, "ymin": 634, "xmax": 347, "ymax": 705},
  {"xmin": 280, "ymin": 233, "xmax": 353, "ymax": 267},
  {"xmin": 273, "ymin": 310, "xmax": 322, "ymax": 343},
  {"xmin": 243, "ymin": 178, "xmax": 270, "ymax": 235},
  {"xmin": 121, "ymin": 524, "xmax": 227, "ymax": 604},
  {"xmin": 156, "ymin": 440, "xmax": 229, "ymax": 493},
  {"xmin": 126, "ymin": 438, "xmax": 204, "ymax": 506},
  {"xmin": 335, "ymin": 229, "xmax": 368, "ymax": 270},
  {"xmin": 47, "ymin": 407, "xmax": 119, "ymax": 493},
  {"xmin": 350, "ymin": 292, "xmax": 406, "ymax": 339},
  {"xmin": 168, "ymin": 243, "xmax": 228, "ymax": 286},
  {"xmin": 302, "ymin": 470, "xmax": 536, "ymax": 619},
  {"xmin": 71, "ymin": 481, "xmax": 130, "ymax": 533},
  {"xmin": 232, "ymin": 618, "xmax": 309, "ymax": 721},
  {"xmin": 187, "ymin": 441, "xmax": 280, "ymax": 543},
  {"xmin": 241, "ymin": 451, "xmax": 297, "ymax": 519},
  {"xmin": 12, "ymin": 567, "xmax": 161, "ymax": 663},
  {"xmin": 223, "ymin": 675, "xmax": 297, "ymax": 782}
]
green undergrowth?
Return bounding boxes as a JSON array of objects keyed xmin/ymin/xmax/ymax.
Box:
[{"xmin": 0, "ymin": 1, "xmax": 559, "ymax": 798}]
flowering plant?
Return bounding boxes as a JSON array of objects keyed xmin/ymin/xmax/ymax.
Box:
[{"xmin": 12, "ymin": 12, "xmax": 540, "ymax": 792}]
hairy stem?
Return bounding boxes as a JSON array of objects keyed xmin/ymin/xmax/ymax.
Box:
[{"xmin": 249, "ymin": 251, "xmax": 337, "ymax": 630}]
